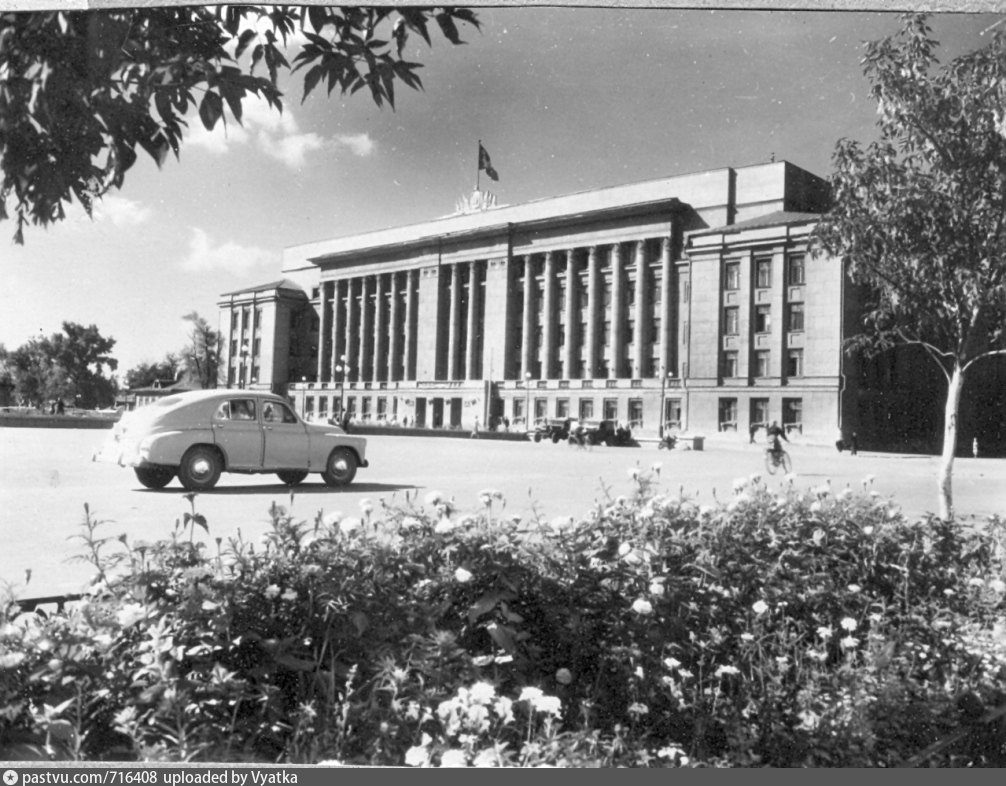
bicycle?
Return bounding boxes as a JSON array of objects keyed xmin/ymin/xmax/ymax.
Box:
[{"xmin": 764, "ymin": 446, "xmax": 792, "ymax": 475}]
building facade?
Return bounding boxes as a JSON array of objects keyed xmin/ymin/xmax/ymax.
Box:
[{"xmin": 218, "ymin": 160, "xmax": 899, "ymax": 442}]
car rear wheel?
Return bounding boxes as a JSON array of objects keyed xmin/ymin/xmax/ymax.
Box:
[
  {"xmin": 134, "ymin": 466, "xmax": 175, "ymax": 489},
  {"xmin": 178, "ymin": 446, "xmax": 222, "ymax": 491},
  {"xmin": 277, "ymin": 470, "xmax": 309, "ymax": 486},
  {"xmin": 321, "ymin": 447, "xmax": 357, "ymax": 487}
]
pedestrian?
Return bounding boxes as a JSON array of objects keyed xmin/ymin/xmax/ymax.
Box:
[
  {"xmin": 503, "ymin": 416, "xmax": 510, "ymax": 431},
  {"xmin": 56, "ymin": 399, "xmax": 65, "ymax": 415},
  {"xmin": 749, "ymin": 421, "xmax": 760, "ymax": 444},
  {"xmin": 972, "ymin": 437, "xmax": 979, "ymax": 458},
  {"xmin": 471, "ymin": 417, "xmax": 480, "ymax": 439},
  {"xmin": 849, "ymin": 431, "xmax": 858, "ymax": 455}
]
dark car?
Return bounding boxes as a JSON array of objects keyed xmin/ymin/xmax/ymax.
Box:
[
  {"xmin": 581, "ymin": 419, "xmax": 635, "ymax": 447},
  {"xmin": 532, "ymin": 417, "xmax": 571, "ymax": 443}
]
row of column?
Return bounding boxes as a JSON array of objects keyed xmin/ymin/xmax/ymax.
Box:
[
  {"xmin": 518, "ymin": 237, "xmax": 674, "ymax": 380},
  {"xmin": 317, "ymin": 269, "xmax": 418, "ymax": 385},
  {"xmin": 445, "ymin": 260, "xmax": 484, "ymax": 381}
]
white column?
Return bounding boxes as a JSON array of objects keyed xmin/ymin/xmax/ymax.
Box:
[
  {"xmin": 633, "ymin": 241, "xmax": 647, "ymax": 378},
  {"xmin": 586, "ymin": 246, "xmax": 599, "ymax": 379},
  {"xmin": 563, "ymin": 250, "xmax": 578, "ymax": 378},
  {"xmin": 465, "ymin": 261, "xmax": 481, "ymax": 379},
  {"xmin": 521, "ymin": 256, "xmax": 534, "ymax": 378},
  {"xmin": 447, "ymin": 263, "xmax": 462, "ymax": 380},
  {"xmin": 388, "ymin": 271, "xmax": 401, "ymax": 381},
  {"xmin": 542, "ymin": 251, "xmax": 556, "ymax": 379},
  {"xmin": 609, "ymin": 243, "xmax": 624, "ymax": 379}
]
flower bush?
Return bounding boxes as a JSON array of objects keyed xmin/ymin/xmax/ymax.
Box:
[{"xmin": 1, "ymin": 473, "xmax": 1005, "ymax": 766}]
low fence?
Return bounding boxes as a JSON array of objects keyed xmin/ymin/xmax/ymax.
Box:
[{"xmin": 0, "ymin": 412, "xmax": 119, "ymax": 429}]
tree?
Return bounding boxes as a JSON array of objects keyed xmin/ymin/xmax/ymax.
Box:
[
  {"xmin": 812, "ymin": 14, "xmax": 1006, "ymax": 520},
  {"xmin": 124, "ymin": 354, "xmax": 180, "ymax": 390},
  {"xmin": 7, "ymin": 322, "xmax": 118, "ymax": 408},
  {"xmin": 182, "ymin": 311, "xmax": 221, "ymax": 389},
  {"xmin": 0, "ymin": 6, "xmax": 480, "ymax": 243}
]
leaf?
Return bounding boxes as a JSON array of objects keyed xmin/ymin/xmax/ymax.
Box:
[
  {"xmin": 198, "ymin": 90, "xmax": 223, "ymax": 130},
  {"xmin": 467, "ymin": 592, "xmax": 498, "ymax": 623}
]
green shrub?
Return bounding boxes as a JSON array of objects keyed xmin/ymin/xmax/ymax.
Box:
[{"xmin": 1, "ymin": 471, "xmax": 1004, "ymax": 766}]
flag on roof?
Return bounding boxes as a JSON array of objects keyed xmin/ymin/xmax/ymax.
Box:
[{"xmin": 478, "ymin": 141, "xmax": 499, "ymax": 181}]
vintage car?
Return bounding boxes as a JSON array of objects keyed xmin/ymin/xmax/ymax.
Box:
[
  {"xmin": 532, "ymin": 417, "xmax": 571, "ymax": 443},
  {"xmin": 581, "ymin": 419, "xmax": 635, "ymax": 447},
  {"xmin": 93, "ymin": 390, "xmax": 368, "ymax": 491}
]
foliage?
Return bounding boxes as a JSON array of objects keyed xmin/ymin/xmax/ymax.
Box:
[
  {"xmin": 181, "ymin": 312, "xmax": 221, "ymax": 390},
  {"xmin": 812, "ymin": 13, "xmax": 1006, "ymax": 519},
  {"xmin": 124, "ymin": 356, "xmax": 181, "ymax": 392},
  {"xmin": 5, "ymin": 322, "xmax": 117, "ymax": 408},
  {"xmin": 2, "ymin": 472, "xmax": 1005, "ymax": 766},
  {"xmin": 0, "ymin": 6, "xmax": 480, "ymax": 244}
]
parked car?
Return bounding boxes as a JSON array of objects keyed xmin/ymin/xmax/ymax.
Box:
[
  {"xmin": 581, "ymin": 419, "xmax": 635, "ymax": 447},
  {"xmin": 532, "ymin": 417, "xmax": 571, "ymax": 443},
  {"xmin": 93, "ymin": 390, "xmax": 368, "ymax": 491}
]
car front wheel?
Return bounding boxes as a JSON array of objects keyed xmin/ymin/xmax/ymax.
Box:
[
  {"xmin": 178, "ymin": 446, "xmax": 222, "ymax": 491},
  {"xmin": 134, "ymin": 466, "xmax": 175, "ymax": 489},
  {"xmin": 277, "ymin": 470, "xmax": 309, "ymax": 486},
  {"xmin": 321, "ymin": 447, "xmax": 357, "ymax": 487}
]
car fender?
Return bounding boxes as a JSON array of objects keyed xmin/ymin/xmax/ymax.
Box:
[
  {"xmin": 144, "ymin": 429, "xmax": 216, "ymax": 466},
  {"xmin": 304, "ymin": 425, "xmax": 369, "ymax": 469}
]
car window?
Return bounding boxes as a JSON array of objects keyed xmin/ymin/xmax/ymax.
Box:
[
  {"xmin": 262, "ymin": 401, "xmax": 298, "ymax": 423},
  {"xmin": 215, "ymin": 399, "xmax": 257, "ymax": 421}
]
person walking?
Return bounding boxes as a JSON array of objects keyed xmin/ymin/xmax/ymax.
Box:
[{"xmin": 749, "ymin": 421, "xmax": 760, "ymax": 444}]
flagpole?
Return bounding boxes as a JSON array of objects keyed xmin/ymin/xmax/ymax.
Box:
[{"xmin": 476, "ymin": 139, "xmax": 481, "ymax": 191}]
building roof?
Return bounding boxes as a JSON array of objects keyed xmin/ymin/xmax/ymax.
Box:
[
  {"xmin": 219, "ymin": 278, "xmax": 306, "ymax": 297},
  {"xmin": 691, "ymin": 210, "xmax": 823, "ymax": 237}
]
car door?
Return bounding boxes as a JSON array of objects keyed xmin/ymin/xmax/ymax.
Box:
[
  {"xmin": 212, "ymin": 398, "xmax": 264, "ymax": 470},
  {"xmin": 261, "ymin": 401, "xmax": 310, "ymax": 469}
]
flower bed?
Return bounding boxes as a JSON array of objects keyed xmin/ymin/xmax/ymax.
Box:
[{"xmin": 1, "ymin": 470, "xmax": 1004, "ymax": 766}]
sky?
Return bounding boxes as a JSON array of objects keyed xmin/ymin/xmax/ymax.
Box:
[{"xmin": 2, "ymin": 6, "xmax": 1003, "ymax": 380}]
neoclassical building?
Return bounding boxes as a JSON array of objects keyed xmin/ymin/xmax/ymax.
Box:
[{"xmin": 217, "ymin": 159, "xmax": 1003, "ymax": 451}]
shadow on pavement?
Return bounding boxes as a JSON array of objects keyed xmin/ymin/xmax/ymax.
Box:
[{"xmin": 136, "ymin": 482, "xmax": 418, "ymax": 495}]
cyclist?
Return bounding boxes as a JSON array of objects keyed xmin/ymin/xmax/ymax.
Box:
[{"xmin": 765, "ymin": 420, "xmax": 789, "ymax": 458}]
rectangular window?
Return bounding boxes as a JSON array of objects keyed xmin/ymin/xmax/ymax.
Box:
[
  {"xmin": 718, "ymin": 398, "xmax": 738, "ymax": 431},
  {"xmin": 376, "ymin": 397, "xmax": 387, "ymax": 419},
  {"xmin": 603, "ymin": 398, "xmax": 618, "ymax": 421},
  {"xmin": 722, "ymin": 350, "xmax": 739, "ymax": 378},
  {"xmin": 361, "ymin": 397, "xmax": 372, "ymax": 419},
  {"xmin": 513, "ymin": 397, "xmax": 525, "ymax": 422},
  {"xmin": 755, "ymin": 350, "xmax": 770, "ymax": 378},
  {"xmin": 755, "ymin": 258, "xmax": 772, "ymax": 289},
  {"xmin": 305, "ymin": 396, "xmax": 314, "ymax": 418},
  {"xmin": 254, "ymin": 308, "xmax": 262, "ymax": 330},
  {"xmin": 724, "ymin": 307, "xmax": 739, "ymax": 336},
  {"xmin": 751, "ymin": 397, "xmax": 770, "ymax": 428},
  {"xmin": 788, "ymin": 254, "xmax": 806, "ymax": 285},
  {"xmin": 783, "ymin": 398, "xmax": 803, "ymax": 431},
  {"xmin": 628, "ymin": 398, "xmax": 643, "ymax": 428},
  {"xmin": 253, "ymin": 338, "xmax": 261, "ymax": 357},
  {"xmin": 230, "ymin": 339, "xmax": 237, "ymax": 357},
  {"xmin": 318, "ymin": 397, "xmax": 328, "ymax": 420},
  {"xmin": 724, "ymin": 261, "xmax": 740, "ymax": 290},
  {"xmin": 787, "ymin": 303, "xmax": 805, "ymax": 332},
  {"xmin": 787, "ymin": 349, "xmax": 804, "ymax": 378},
  {"xmin": 534, "ymin": 398, "xmax": 548, "ymax": 423},
  {"xmin": 755, "ymin": 305, "xmax": 771, "ymax": 334},
  {"xmin": 579, "ymin": 398, "xmax": 594, "ymax": 420},
  {"xmin": 556, "ymin": 398, "xmax": 570, "ymax": 418},
  {"xmin": 664, "ymin": 398, "xmax": 682, "ymax": 430}
]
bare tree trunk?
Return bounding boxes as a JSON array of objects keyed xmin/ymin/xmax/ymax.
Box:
[{"xmin": 938, "ymin": 363, "xmax": 964, "ymax": 521}]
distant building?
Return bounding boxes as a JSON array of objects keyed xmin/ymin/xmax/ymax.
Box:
[
  {"xmin": 217, "ymin": 160, "xmax": 1004, "ymax": 452},
  {"xmin": 128, "ymin": 379, "xmax": 200, "ymax": 410}
]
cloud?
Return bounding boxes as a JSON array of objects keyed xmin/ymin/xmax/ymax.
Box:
[
  {"xmin": 179, "ymin": 228, "xmax": 277, "ymax": 275},
  {"xmin": 92, "ymin": 196, "xmax": 153, "ymax": 226},
  {"xmin": 335, "ymin": 133, "xmax": 375, "ymax": 157}
]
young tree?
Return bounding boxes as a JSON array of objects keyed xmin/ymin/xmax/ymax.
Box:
[
  {"xmin": 813, "ymin": 14, "xmax": 1006, "ymax": 520},
  {"xmin": 182, "ymin": 311, "xmax": 221, "ymax": 389},
  {"xmin": 0, "ymin": 6, "xmax": 479, "ymax": 243}
]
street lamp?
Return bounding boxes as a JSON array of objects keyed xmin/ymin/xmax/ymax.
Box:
[
  {"xmin": 659, "ymin": 369, "xmax": 670, "ymax": 439},
  {"xmin": 300, "ymin": 376, "xmax": 307, "ymax": 419},
  {"xmin": 524, "ymin": 372, "xmax": 532, "ymax": 432},
  {"xmin": 238, "ymin": 340, "xmax": 249, "ymax": 389},
  {"xmin": 335, "ymin": 354, "xmax": 351, "ymax": 422}
]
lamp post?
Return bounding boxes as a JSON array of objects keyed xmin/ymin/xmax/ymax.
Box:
[
  {"xmin": 300, "ymin": 376, "xmax": 307, "ymax": 419},
  {"xmin": 335, "ymin": 354, "xmax": 350, "ymax": 422},
  {"xmin": 238, "ymin": 340, "xmax": 249, "ymax": 389},
  {"xmin": 659, "ymin": 368, "xmax": 670, "ymax": 439},
  {"xmin": 524, "ymin": 371, "xmax": 532, "ymax": 432}
]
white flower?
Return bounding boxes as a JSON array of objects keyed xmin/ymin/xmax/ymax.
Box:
[
  {"xmin": 863, "ymin": 474, "xmax": 877, "ymax": 485},
  {"xmin": 749, "ymin": 472, "xmax": 762, "ymax": 484},
  {"xmin": 472, "ymin": 749, "xmax": 499, "ymax": 768},
  {"xmin": 840, "ymin": 635, "xmax": 860, "ymax": 649},
  {"xmin": 628, "ymin": 467, "xmax": 640, "ymax": 480},
  {"xmin": 494, "ymin": 696, "xmax": 514, "ymax": 723},
  {"xmin": 454, "ymin": 567, "xmax": 473, "ymax": 583},
  {"xmin": 281, "ymin": 588, "xmax": 298, "ymax": 602},
  {"xmin": 631, "ymin": 598, "xmax": 653, "ymax": 615},
  {"xmin": 424, "ymin": 490, "xmax": 445, "ymax": 506},
  {"xmin": 518, "ymin": 687, "xmax": 544, "ymax": 704},
  {"xmin": 862, "ymin": 525, "xmax": 874, "ymax": 535},
  {"xmin": 784, "ymin": 472, "xmax": 797, "ymax": 483},
  {"xmin": 359, "ymin": 498, "xmax": 374, "ymax": 515},
  {"xmin": 651, "ymin": 462, "xmax": 663, "ymax": 474},
  {"xmin": 714, "ymin": 665, "xmax": 740, "ymax": 677},
  {"xmin": 847, "ymin": 584, "xmax": 861, "ymax": 593},
  {"xmin": 990, "ymin": 579, "xmax": 1006, "ymax": 593},
  {"xmin": 340, "ymin": 516, "xmax": 362, "ymax": 534},
  {"xmin": 116, "ymin": 603, "xmax": 147, "ymax": 628},
  {"xmin": 469, "ymin": 681, "xmax": 496, "ymax": 706},
  {"xmin": 439, "ymin": 749, "xmax": 467, "ymax": 768},
  {"xmin": 555, "ymin": 668, "xmax": 573, "ymax": 685},
  {"xmin": 535, "ymin": 696, "xmax": 562, "ymax": 715},
  {"xmin": 740, "ymin": 632, "xmax": 754, "ymax": 642},
  {"xmin": 840, "ymin": 617, "xmax": 858, "ymax": 632},
  {"xmin": 434, "ymin": 518, "xmax": 456, "ymax": 534},
  {"xmin": 732, "ymin": 477, "xmax": 748, "ymax": 493},
  {"xmin": 401, "ymin": 516, "xmax": 422, "ymax": 530},
  {"xmin": 699, "ymin": 505, "xmax": 714, "ymax": 516},
  {"xmin": 664, "ymin": 657, "xmax": 681, "ymax": 670},
  {"xmin": 627, "ymin": 702, "xmax": 649, "ymax": 716},
  {"xmin": 549, "ymin": 515, "xmax": 575, "ymax": 532},
  {"xmin": 751, "ymin": 600, "xmax": 769, "ymax": 615},
  {"xmin": 648, "ymin": 580, "xmax": 665, "ymax": 597},
  {"xmin": 817, "ymin": 625, "xmax": 833, "ymax": 640},
  {"xmin": 810, "ymin": 501, "xmax": 823, "ymax": 513},
  {"xmin": 322, "ymin": 511, "xmax": 342, "ymax": 527},
  {"xmin": 943, "ymin": 588, "xmax": 955, "ymax": 597},
  {"xmin": 264, "ymin": 584, "xmax": 281, "ymax": 599}
]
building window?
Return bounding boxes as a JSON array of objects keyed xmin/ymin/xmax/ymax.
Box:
[
  {"xmin": 253, "ymin": 338, "xmax": 261, "ymax": 357},
  {"xmin": 718, "ymin": 398, "xmax": 738, "ymax": 431},
  {"xmin": 628, "ymin": 398, "xmax": 643, "ymax": 428},
  {"xmin": 664, "ymin": 398, "xmax": 682, "ymax": 429},
  {"xmin": 230, "ymin": 339, "xmax": 237, "ymax": 357},
  {"xmin": 788, "ymin": 254, "xmax": 806, "ymax": 285},
  {"xmin": 751, "ymin": 397, "xmax": 769, "ymax": 429},
  {"xmin": 754, "ymin": 350, "xmax": 770, "ymax": 378},
  {"xmin": 724, "ymin": 261, "xmax": 740, "ymax": 291},
  {"xmin": 556, "ymin": 398, "xmax": 570, "ymax": 418},
  {"xmin": 724, "ymin": 307, "xmax": 739, "ymax": 336},
  {"xmin": 534, "ymin": 398, "xmax": 548, "ymax": 423},
  {"xmin": 579, "ymin": 398, "xmax": 594, "ymax": 420},
  {"xmin": 361, "ymin": 397, "xmax": 372, "ymax": 420},
  {"xmin": 787, "ymin": 349, "xmax": 804, "ymax": 378},
  {"xmin": 254, "ymin": 308, "xmax": 262, "ymax": 330},
  {"xmin": 227, "ymin": 367, "xmax": 235, "ymax": 387},
  {"xmin": 755, "ymin": 258, "xmax": 772, "ymax": 289},
  {"xmin": 721, "ymin": 351, "xmax": 739, "ymax": 378},
  {"xmin": 787, "ymin": 303, "xmax": 805, "ymax": 332},
  {"xmin": 783, "ymin": 398, "xmax": 803, "ymax": 432},
  {"xmin": 603, "ymin": 398, "xmax": 618, "ymax": 420},
  {"xmin": 377, "ymin": 397, "xmax": 387, "ymax": 420},
  {"xmin": 754, "ymin": 305, "xmax": 772, "ymax": 334},
  {"xmin": 513, "ymin": 397, "xmax": 525, "ymax": 422},
  {"xmin": 318, "ymin": 397, "xmax": 328, "ymax": 420},
  {"xmin": 305, "ymin": 396, "xmax": 315, "ymax": 418}
]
